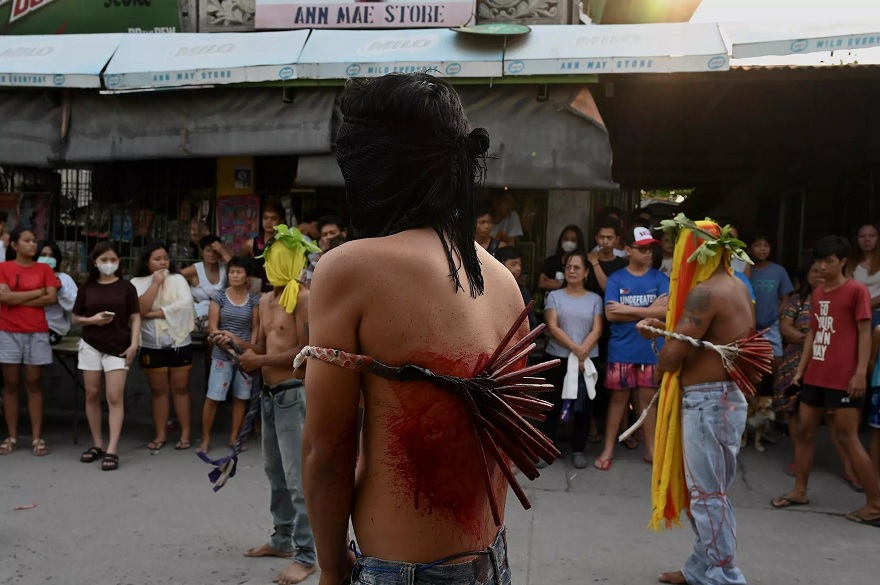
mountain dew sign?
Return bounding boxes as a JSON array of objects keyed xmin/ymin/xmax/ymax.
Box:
[{"xmin": 0, "ymin": 0, "xmax": 182, "ymax": 34}]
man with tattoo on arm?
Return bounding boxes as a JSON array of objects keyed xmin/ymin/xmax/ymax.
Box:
[
  {"xmin": 218, "ymin": 226, "xmax": 320, "ymax": 585},
  {"xmin": 639, "ymin": 222, "xmax": 755, "ymax": 585}
]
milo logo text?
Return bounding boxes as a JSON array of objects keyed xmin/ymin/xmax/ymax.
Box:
[{"xmin": 175, "ymin": 44, "xmax": 236, "ymax": 58}]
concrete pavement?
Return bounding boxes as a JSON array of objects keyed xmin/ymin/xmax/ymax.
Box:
[{"xmin": 1, "ymin": 425, "xmax": 877, "ymax": 585}]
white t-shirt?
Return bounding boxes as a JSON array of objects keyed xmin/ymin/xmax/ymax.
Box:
[
  {"xmin": 490, "ymin": 211, "xmax": 524, "ymax": 240},
  {"xmin": 854, "ymin": 264, "xmax": 880, "ymax": 299},
  {"xmin": 659, "ymin": 258, "xmax": 673, "ymax": 276},
  {"xmin": 731, "ymin": 257, "xmax": 747, "ymax": 274},
  {"xmin": 44, "ymin": 272, "xmax": 78, "ymax": 336}
]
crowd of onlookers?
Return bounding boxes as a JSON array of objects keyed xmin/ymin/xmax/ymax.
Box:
[
  {"xmin": 0, "ymin": 202, "xmax": 347, "ymax": 470},
  {"xmin": 478, "ymin": 201, "xmax": 880, "ymax": 510},
  {"xmin": 2, "ymin": 197, "xmax": 879, "ymax": 499}
]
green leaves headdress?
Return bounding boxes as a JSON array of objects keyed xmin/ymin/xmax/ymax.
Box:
[{"xmin": 657, "ymin": 213, "xmax": 752, "ymax": 266}]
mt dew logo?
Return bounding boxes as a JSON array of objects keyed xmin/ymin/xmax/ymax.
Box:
[{"xmin": 9, "ymin": 0, "xmax": 62, "ymax": 24}]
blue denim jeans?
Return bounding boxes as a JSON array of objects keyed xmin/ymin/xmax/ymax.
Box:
[
  {"xmin": 351, "ymin": 529, "xmax": 512, "ymax": 585},
  {"xmin": 261, "ymin": 380, "xmax": 316, "ymax": 567},
  {"xmin": 681, "ymin": 382, "xmax": 748, "ymax": 585}
]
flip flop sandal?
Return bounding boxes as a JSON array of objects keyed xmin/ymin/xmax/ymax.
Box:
[
  {"xmin": 622, "ymin": 438, "xmax": 639, "ymax": 450},
  {"xmin": 175, "ymin": 440, "xmax": 192, "ymax": 450},
  {"xmin": 840, "ymin": 474, "xmax": 865, "ymax": 493},
  {"xmin": 771, "ymin": 496, "xmax": 809, "ymax": 509},
  {"xmin": 846, "ymin": 512, "xmax": 880, "ymax": 527},
  {"xmin": 147, "ymin": 440, "xmax": 166, "ymax": 451},
  {"xmin": 80, "ymin": 446, "xmax": 105, "ymax": 463},
  {"xmin": 101, "ymin": 453, "xmax": 119, "ymax": 471},
  {"xmin": 593, "ymin": 457, "xmax": 613, "ymax": 471},
  {"xmin": 31, "ymin": 439, "xmax": 49, "ymax": 457},
  {"xmin": 0, "ymin": 437, "xmax": 17, "ymax": 455}
]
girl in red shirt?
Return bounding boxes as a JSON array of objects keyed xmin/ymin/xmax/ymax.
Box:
[{"xmin": 0, "ymin": 229, "xmax": 61, "ymax": 456}]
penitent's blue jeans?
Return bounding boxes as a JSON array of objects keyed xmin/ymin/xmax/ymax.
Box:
[
  {"xmin": 681, "ymin": 382, "xmax": 748, "ymax": 585},
  {"xmin": 350, "ymin": 529, "xmax": 512, "ymax": 585},
  {"xmin": 261, "ymin": 380, "xmax": 316, "ymax": 567}
]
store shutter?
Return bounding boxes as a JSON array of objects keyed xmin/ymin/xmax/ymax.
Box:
[
  {"xmin": 0, "ymin": 90, "xmax": 62, "ymax": 167},
  {"xmin": 297, "ymin": 84, "xmax": 616, "ymax": 190},
  {"xmin": 63, "ymin": 87, "xmax": 335, "ymax": 162}
]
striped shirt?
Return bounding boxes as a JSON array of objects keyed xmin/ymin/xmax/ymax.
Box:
[{"xmin": 210, "ymin": 289, "xmax": 260, "ymax": 361}]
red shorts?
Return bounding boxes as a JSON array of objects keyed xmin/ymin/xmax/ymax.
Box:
[{"xmin": 605, "ymin": 362, "xmax": 658, "ymax": 390}]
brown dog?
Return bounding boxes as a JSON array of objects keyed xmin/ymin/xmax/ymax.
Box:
[{"xmin": 742, "ymin": 396, "xmax": 776, "ymax": 452}]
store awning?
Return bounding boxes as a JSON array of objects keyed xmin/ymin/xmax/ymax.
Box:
[
  {"xmin": 297, "ymin": 85, "xmax": 615, "ymax": 190},
  {"xmin": 63, "ymin": 88, "xmax": 335, "ymax": 162},
  {"xmin": 502, "ymin": 23, "xmax": 729, "ymax": 76},
  {"xmin": 297, "ymin": 29, "xmax": 504, "ymax": 79},
  {"xmin": 0, "ymin": 34, "xmax": 121, "ymax": 89},
  {"xmin": 102, "ymin": 31, "xmax": 310, "ymax": 91},
  {"xmin": 0, "ymin": 90, "xmax": 62, "ymax": 167},
  {"xmin": 724, "ymin": 22, "xmax": 880, "ymax": 59}
]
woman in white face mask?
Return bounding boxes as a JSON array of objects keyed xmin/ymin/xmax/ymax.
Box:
[
  {"xmin": 38, "ymin": 241, "xmax": 79, "ymax": 346},
  {"xmin": 71, "ymin": 243, "xmax": 141, "ymax": 471},
  {"xmin": 538, "ymin": 225, "xmax": 587, "ymax": 292}
]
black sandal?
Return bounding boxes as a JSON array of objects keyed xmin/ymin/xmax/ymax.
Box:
[
  {"xmin": 80, "ymin": 446, "xmax": 105, "ymax": 463},
  {"xmin": 101, "ymin": 453, "xmax": 119, "ymax": 471}
]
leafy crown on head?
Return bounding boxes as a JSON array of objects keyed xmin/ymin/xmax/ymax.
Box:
[
  {"xmin": 657, "ymin": 213, "xmax": 752, "ymax": 266},
  {"xmin": 256, "ymin": 224, "xmax": 321, "ymax": 260}
]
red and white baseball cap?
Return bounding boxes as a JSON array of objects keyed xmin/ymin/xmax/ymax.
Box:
[{"xmin": 626, "ymin": 226, "xmax": 660, "ymax": 247}]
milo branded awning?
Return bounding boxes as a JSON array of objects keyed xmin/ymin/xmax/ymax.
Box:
[
  {"xmin": 102, "ymin": 30, "xmax": 310, "ymax": 91},
  {"xmin": 723, "ymin": 21, "xmax": 880, "ymax": 59},
  {"xmin": 0, "ymin": 34, "xmax": 121, "ymax": 88},
  {"xmin": 297, "ymin": 28, "xmax": 504, "ymax": 79},
  {"xmin": 502, "ymin": 23, "xmax": 730, "ymax": 76}
]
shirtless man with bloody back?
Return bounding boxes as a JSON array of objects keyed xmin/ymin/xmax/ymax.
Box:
[{"xmin": 301, "ymin": 74, "xmax": 538, "ymax": 585}]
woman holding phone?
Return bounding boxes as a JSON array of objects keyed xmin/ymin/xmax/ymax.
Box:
[{"xmin": 72, "ymin": 243, "xmax": 141, "ymax": 470}]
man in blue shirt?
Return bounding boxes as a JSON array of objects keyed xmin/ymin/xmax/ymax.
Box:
[
  {"xmin": 749, "ymin": 236, "xmax": 793, "ymax": 389},
  {"xmin": 595, "ymin": 227, "xmax": 669, "ymax": 471}
]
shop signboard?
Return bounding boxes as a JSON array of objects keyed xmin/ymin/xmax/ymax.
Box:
[
  {"xmin": 503, "ymin": 22, "xmax": 730, "ymax": 76},
  {"xmin": 0, "ymin": 0, "xmax": 182, "ymax": 34},
  {"xmin": 297, "ymin": 28, "xmax": 503, "ymax": 79},
  {"xmin": 102, "ymin": 30, "xmax": 309, "ymax": 90},
  {"xmin": 0, "ymin": 33, "xmax": 121, "ymax": 88},
  {"xmin": 255, "ymin": 0, "xmax": 475, "ymax": 29}
]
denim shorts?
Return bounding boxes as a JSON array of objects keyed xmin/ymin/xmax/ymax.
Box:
[
  {"xmin": 351, "ymin": 529, "xmax": 511, "ymax": 585},
  {"xmin": 206, "ymin": 358, "xmax": 252, "ymax": 401}
]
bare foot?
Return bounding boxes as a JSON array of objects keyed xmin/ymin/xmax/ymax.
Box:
[
  {"xmin": 196, "ymin": 440, "xmax": 210, "ymax": 454},
  {"xmin": 274, "ymin": 562, "xmax": 316, "ymax": 584},
  {"xmin": 244, "ymin": 543, "xmax": 293, "ymax": 558},
  {"xmin": 658, "ymin": 570, "xmax": 688, "ymax": 584}
]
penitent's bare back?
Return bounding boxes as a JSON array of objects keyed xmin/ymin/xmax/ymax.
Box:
[
  {"xmin": 679, "ymin": 271, "xmax": 755, "ymax": 386},
  {"xmin": 323, "ymin": 227, "xmax": 528, "ymax": 562}
]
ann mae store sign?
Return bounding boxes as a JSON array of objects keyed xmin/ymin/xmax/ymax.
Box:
[{"xmin": 255, "ymin": 0, "xmax": 474, "ymax": 29}]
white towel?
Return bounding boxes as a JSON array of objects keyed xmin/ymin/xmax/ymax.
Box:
[
  {"xmin": 131, "ymin": 271, "xmax": 196, "ymax": 347},
  {"xmin": 563, "ymin": 353, "xmax": 598, "ymax": 401}
]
